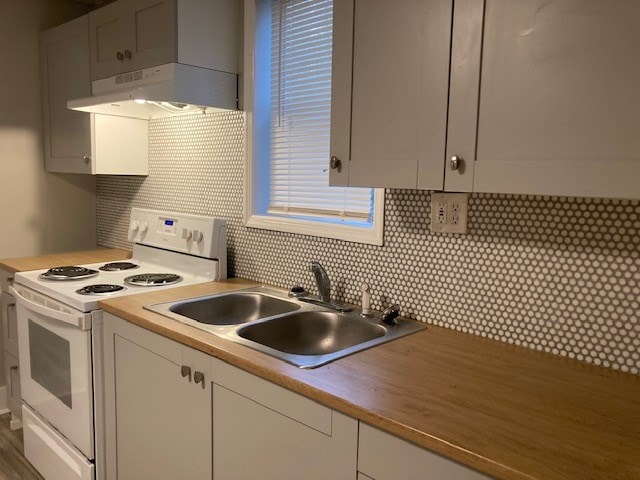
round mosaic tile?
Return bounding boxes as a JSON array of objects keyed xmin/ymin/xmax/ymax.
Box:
[{"xmin": 97, "ymin": 111, "xmax": 640, "ymax": 375}]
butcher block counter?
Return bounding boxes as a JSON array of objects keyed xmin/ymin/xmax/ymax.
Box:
[
  {"xmin": 0, "ymin": 248, "xmax": 131, "ymax": 273},
  {"xmin": 98, "ymin": 279, "xmax": 638, "ymax": 480}
]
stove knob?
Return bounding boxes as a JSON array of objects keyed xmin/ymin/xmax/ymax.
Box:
[
  {"xmin": 192, "ymin": 230, "xmax": 204, "ymax": 244},
  {"xmin": 139, "ymin": 221, "xmax": 148, "ymax": 234},
  {"xmin": 128, "ymin": 220, "xmax": 140, "ymax": 240},
  {"xmin": 182, "ymin": 228, "xmax": 193, "ymax": 241}
]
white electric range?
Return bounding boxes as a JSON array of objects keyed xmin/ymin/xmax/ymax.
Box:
[{"xmin": 10, "ymin": 208, "xmax": 227, "ymax": 480}]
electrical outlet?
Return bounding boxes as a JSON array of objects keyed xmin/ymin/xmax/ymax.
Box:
[
  {"xmin": 436, "ymin": 202, "xmax": 447, "ymax": 224},
  {"xmin": 430, "ymin": 192, "xmax": 469, "ymax": 233}
]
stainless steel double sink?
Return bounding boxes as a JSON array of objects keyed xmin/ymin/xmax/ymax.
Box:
[{"xmin": 145, "ymin": 286, "xmax": 425, "ymax": 368}]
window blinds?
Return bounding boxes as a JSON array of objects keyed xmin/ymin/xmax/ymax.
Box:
[{"xmin": 269, "ymin": 0, "xmax": 373, "ymax": 220}]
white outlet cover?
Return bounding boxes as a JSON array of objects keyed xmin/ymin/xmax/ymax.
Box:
[{"xmin": 430, "ymin": 192, "xmax": 469, "ymax": 234}]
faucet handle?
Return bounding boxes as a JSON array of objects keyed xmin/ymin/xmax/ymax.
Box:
[{"xmin": 380, "ymin": 304, "xmax": 400, "ymax": 325}]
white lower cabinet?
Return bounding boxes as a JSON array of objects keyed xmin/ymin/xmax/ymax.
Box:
[
  {"xmin": 358, "ymin": 423, "xmax": 492, "ymax": 480},
  {"xmin": 103, "ymin": 313, "xmax": 490, "ymax": 480},
  {"xmin": 1, "ymin": 271, "xmax": 21, "ymax": 428},
  {"xmin": 211, "ymin": 358, "xmax": 358, "ymax": 480},
  {"xmin": 1, "ymin": 291, "xmax": 18, "ymax": 357},
  {"xmin": 102, "ymin": 313, "xmax": 211, "ymax": 480},
  {"xmin": 3, "ymin": 352, "xmax": 21, "ymax": 425},
  {"xmin": 103, "ymin": 314, "xmax": 356, "ymax": 480}
]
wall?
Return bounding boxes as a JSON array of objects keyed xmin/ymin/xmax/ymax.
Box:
[
  {"xmin": 97, "ymin": 112, "xmax": 640, "ymax": 375},
  {"xmin": 0, "ymin": 0, "xmax": 96, "ymax": 259},
  {"xmin": 0, "ymin": 0, "xmax": 97, "ymax": 387}
]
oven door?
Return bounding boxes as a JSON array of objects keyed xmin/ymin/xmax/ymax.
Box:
[{"xmin": 11, "ymin": 285, "xmax": 95, "ymax": 459}]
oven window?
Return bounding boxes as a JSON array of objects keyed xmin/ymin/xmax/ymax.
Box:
[{"xmin": 28, "ymin": 320, "xmax": 73, "ymax": 408}]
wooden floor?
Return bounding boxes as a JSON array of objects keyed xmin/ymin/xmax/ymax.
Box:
[{"xmin": 0, "ymin": 414, "xmax": 42, "ymax": 480}]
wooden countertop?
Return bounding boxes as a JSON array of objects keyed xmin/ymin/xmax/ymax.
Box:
[
  {"xmin": 99, "ymin": 279, "xmax": 639, "ymax": 480},
  {"xmin": 0, "ymin": 248, "xmax": 131, "ymax": 273}
]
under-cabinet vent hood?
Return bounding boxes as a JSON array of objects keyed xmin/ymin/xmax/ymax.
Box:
[{"xmin": 68, "ymin": 63, "xmax": 238, "ymax": 119}]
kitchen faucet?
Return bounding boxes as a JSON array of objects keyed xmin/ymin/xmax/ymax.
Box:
[
  {"xmin": 298, "ymin": 261, "xmax": 352, "ymax": 312},
  {"xmin": 309, "ymin": 260, "xmax": 331, "ymax": 302},
  {"xmin": 296, "ymin": 261, "xmax": 399, "ymax": 319}
]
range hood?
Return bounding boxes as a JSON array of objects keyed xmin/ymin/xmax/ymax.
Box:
[{"xmin": 68, "ymin": 63, "xmax": 238, "ymax": 119}]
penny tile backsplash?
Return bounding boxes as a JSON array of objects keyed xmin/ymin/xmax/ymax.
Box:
[{"xmin": 97, "ymin": 111, "xmax": 640, "ymax": 374}]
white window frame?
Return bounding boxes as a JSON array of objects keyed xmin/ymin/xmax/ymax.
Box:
[{"xmin": 243, "ymin": 0, "xmax": 384, "ymax": 246}]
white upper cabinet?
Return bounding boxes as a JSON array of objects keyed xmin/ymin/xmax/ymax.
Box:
[
  {"xmin": 41, "ymin": 15, "xmax": 148, "ymax": 175},
  {"xmin": 89, "ymin": 0, "xmax": 240, "ymax": 81},
  {"xmin": 334, "ymin": 0, "xmax": 640, "ymax": 199},
  {"xmin": 89, "ymin": 0, "xmax": 175, "ymax": 80},
  {"xmin": 447, "ymin": 0, "xmax": 640, "ymax": 198},
  {"xmin": 330, "ymin": 0, "xmax": 453, "ymax": 189},
  {"xmin": 40, "ymin": 16, "xmax": 92, "ymax": 173}
]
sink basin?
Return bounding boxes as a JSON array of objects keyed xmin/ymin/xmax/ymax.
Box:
[
  {"xmin": 237, "ymin": 311, "xmax": 386, "ymax": 355},
  {"xmin": 145, "ymin": 286, "xmax": 426, "ymax": 369},
  {"xmin": 168, "ymin": 292, "xmax": 300, "ymax": 325}
]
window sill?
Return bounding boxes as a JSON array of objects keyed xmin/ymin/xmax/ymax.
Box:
[{"xmin": 245, "ymin": 211, "xmax": 384, "ymax": 246}]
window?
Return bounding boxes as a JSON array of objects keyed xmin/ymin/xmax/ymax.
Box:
[{"xmin": 244, "ymin": 0, "xmax": 384, "ymax": 245}]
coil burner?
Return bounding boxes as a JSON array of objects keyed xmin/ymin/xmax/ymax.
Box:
[
  {"xmin": 99, "ymin": 262, "xmax": 139, "ymax": 272},
  {"xmin": 40, "ymin": 266, "xmax": 99, "ymax": 281},
  {"xmin": 124, "ymin": 273, "xmax": 183, "ymax": 287},
  {"xmin": 76, "ymin": 284, "xmax": 126, "ymax": 296}
]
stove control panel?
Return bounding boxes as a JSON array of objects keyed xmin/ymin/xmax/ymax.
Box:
[
  {"xmin": 158, "ymin": 216, "xmax": 178, "ymax": 235},
  {"xmin": 128, "ymin": 208, "xmax": 227, "ymax": 261}
]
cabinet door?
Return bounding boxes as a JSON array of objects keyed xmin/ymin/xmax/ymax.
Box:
[
  {"xmin": 464, "ymin": 0, "xmax": 640, "ymax": 198},
  {"xmin": 90, "ymin": 0, "xmax": 175, "ymax": 80},
  {"xmin": 359, "ymin": 423, "xmax": 491, "ymax": 480},
  {"xmin": 41, "ymin": 15, "xmax": 93, "ymax": 174},
  {"xmin": 212, "ymin": 359, "xmax": 358, "ymax": 480},
  {"xmin": 1, "ymin": 292, "xmax": 18, "ymax": 357},
  {"xmin": 127, "ymin": 0, "xmax": 176, "ymax": 72},
  {"xmin": 330, "ymin": 0, "xmax": 452, "ymax": 189},
  {"xmin": 102, "ymin": 314, "xmax": 211, "ymax": 480},
  {"xmin": 4, "ymin": 352, "xmax": 21, "ymax": 423},
  {"xmin": 89, "ymin": 1, "xmax": 128, "ymax": 80}
]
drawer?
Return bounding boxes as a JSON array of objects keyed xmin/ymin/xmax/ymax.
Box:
[
  {"xmin": 212, "ymin": 358, "xmax": 332, "ymax": 435},
  {"xmin": 358, "ymin": 423, "xmax": 491, "ymax": 480},
  {"xmin": 0, "ymin": 269, "xmax": 14, "ymax": 294},
  {"xmin": 22, "ymin": 404, "xmax": 94, "ymax": 480}
]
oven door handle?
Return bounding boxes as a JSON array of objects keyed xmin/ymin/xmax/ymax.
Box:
[{"xmin": 9, "ymin": 286, "xmax": 88, "ymax": 329}]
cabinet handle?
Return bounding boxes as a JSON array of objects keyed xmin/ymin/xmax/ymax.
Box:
[
  {"xmin": 450, "ymin": 155, "xmax": 464, "ymax": 171},
  {"xmin": 116, "ymin": 51, "xmax": 124, "ymax": 61},
  {"xmin": 180, "ymin": 365, "xmax": 191, "ymax": 381},
  {"xmin": 10, "ymin": 365, "xmax": 18, "ymax": 372},
  {"xmin": 193, "ymin": 371, "xmax": 205, "ymax": 387},
  {"xmin": 6, "ymin": 303, "xmax": 15, "ymax": 324},
  {"xmin": 83, "ymin": 155, "xmax": 91, "ymax": 164},
  {"xmin": 124, "ymin": 49, "xmax": 132, "ymax": 60},
  {"xmin": 330, "ymin": 156, "xmax": 342, "ymax": 172}
]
